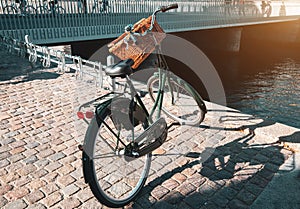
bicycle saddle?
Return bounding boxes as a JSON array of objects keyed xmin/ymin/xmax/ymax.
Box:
[{"xmin": 105, "ymin": 59, "xmax": 134, "ymax": 78}]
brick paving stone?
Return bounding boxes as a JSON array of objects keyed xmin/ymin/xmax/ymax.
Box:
[
  {"xmin": 49, "ymin": 152, "xmax": 66, "ymax": 161},
  {"xmin": 211, "ymin": 191, "xmax": 230, "ymax": 207},
  {"xmin": 18, "ymin": 164, "xmax": 37, "ymax": 176},
  {"xmin": 24, "ymin": 189, "xmax": 45, "ymax": 204},
  {"xmin": 243, "ymin": 182, "xmax": 264, "ymax": 197},
  {"xmin": 153, "ymin": 201, "xmax": 175, "ymax": 209},
  {"xmin": 183, "ymin": 192, "xmax": 206, "ymax": 208},
  {"xmin": 59, "ymin": 197, "xmax": 82, "ymax": 209},
  {"xmin": 151, "ymin": 185, "xmax": 170, "ymax": 200},
  {"xmin": 42, "ymin": 191, "xmax": 63, "ymax": 207},
  {"xmin": 81, "ymin": 198, "xmax": 104, "ymax": 209},
  {"xmin": 43, "ymin": 171, "xmax": 59, "ymax": 184},
  {"xmin": 45, "ymin": 162, "xmax": 63, "ymax": 172},
  {"xmin": 161, "ymin": 190, "xmax": 184, "ymax": 205},
  {"xmin": 0, "ymin": 184, "xmax": 13, "ymax": 195},
  {"xmin": 0, "ymin": 145, "xmax": 11, "ymax": 154},
  {"xmin": 0, "ymin": 137, "xmax": 16, "ymax": 145},
  {"xmin": 40, "ymin": 183, "xmax": 60, "ymax": 195},
  {"xmin": 256, "ymin": 168, "xmax": 275, "ymax": 181},
  {"xmin": 37, "ymin": 148, "xmax": 55, "ymax": 159},
  {"xmin": 236, "ymin": 189, "xmax": 257, "ymax": 205},
  {"xmin": 27, "ymin": 179, "xmax": 47, "ymax": 190},
  {"xmin": 0, "ymin": 196, "xmax": 8, "ymax": 208},
  {"xmin": 0, "ymin": 172, "xmax": 20, "ymax": 184},
  {"xmin": 34, "ymin": 158, "xmax": 50, "ymax": 167},
  {"xmin": 14, "ymin": 176, "xmax": 31, "ymax": 187},
  {"xmin": 0, "ymin": 159, "xmax": 10, "ymax": 168},
  {"xmin": 26, "ymin": 203, "xmax": 47, "ymax": 209},
  {"xmin": 182, "ymin": 167, "xmax": 197, "ymax": 177},
  {"xmin": 23, "ymin": 155, "xmax": 38, "ymax": 164},
  {"xmin": 0, "ymin": 151, "xmax": 12, "ymax": 161},
  {"xmin": 75, "ymin": 188, "xmax": 94, "ymax": 202},
  {"xmin": 162, "ymin": 179, "xmax": 180, "ymax": 190},
  {"xmin": 8, "ymin": 153, "xmax": 25, "ymax": 163},
  {"xmin": 5, "ymin": 187, "xmax": 30, "ymax": 200},
  {"xmin": 30, "ymin": 169, "xmax": 48, "ymax": 179},
  {"xmin": 228, "ymin": 199, "xmax": 251, "ymax": 209},
  {"xmin": 249, "ymin": 175, "xmax": 270, "ymax": 188},
  {"xmin": 57, "ymin": 175, "xmax": 76, "ymax": 187},
  {"xmin": 197, "ymin": 183, "xmax": 215, "ymax": 198},
  {"xmin": 177, "ymin": 182, "xmax": 196, "ymax": 196},
  {"xmin": 62, "ymin": 184, "xmax": 80, "ymax": 196},
  {"xmin": 175, "ymin": 201, "xmax": 194, "ymax": 209},
  {"xmin": 4, "ymin": 199, "xmax": 27, "ymax": 209}
]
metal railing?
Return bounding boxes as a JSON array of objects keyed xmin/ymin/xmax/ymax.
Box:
[
  {"xmin": 1, "ymin": 0, "xmax": 300, "ymax": 44},
  {"xmin": 0, "ymin": 34, "xmax": 113, "ymax": 88}
]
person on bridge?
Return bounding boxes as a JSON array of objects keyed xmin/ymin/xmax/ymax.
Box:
[
  {"xmin": 238, "ymin": 0, "xmax": 245, "ymax": 16},
  {"xmin": 224, "ymin": 0, "xmax": 232, "ymax": 15}
]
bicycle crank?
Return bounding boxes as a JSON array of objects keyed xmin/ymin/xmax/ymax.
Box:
[{"xmin": 122, "ymin": 117, "xmax": 168, "ymax": 160}]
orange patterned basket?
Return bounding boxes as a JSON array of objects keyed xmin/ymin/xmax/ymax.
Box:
[{"xmin": 108, "ymin": 16, "xmax": 166, "ymax": 69}]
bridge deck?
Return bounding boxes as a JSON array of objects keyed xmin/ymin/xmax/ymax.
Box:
[{"xmin": 1, "ymin": 0, "xmax": 300, "ymax": 44}]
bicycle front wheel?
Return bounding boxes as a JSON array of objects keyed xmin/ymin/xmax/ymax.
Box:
[
  {"xmin": 82, "ymin": 105, "xmax": 151, "ymax": 208},
  {"xmin": 54, "ymin": 6, "xmax": 65, "ymax": 14},
  {"xmin": 147, "ymin": 73, "xmax": 206, "ymax": 125}
]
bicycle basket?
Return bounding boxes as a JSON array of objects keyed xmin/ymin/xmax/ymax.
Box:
[{"xmin": 108, "ymin": 16, "xmax": 166, "ymax": 69}]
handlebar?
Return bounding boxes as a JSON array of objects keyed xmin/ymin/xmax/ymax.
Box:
[
  {"xmin": 160, "ymin": 4, "xmax": 179, "ymax": 13},
  {"xmin": 117, "ymin": 3, "xmax": 178, "ymax": 46},
  {"xmin": 143, "ymin": 3, "xmax": 178, "ymax": 34}
]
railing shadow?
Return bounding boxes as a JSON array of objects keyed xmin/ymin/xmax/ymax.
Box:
[{"xmin": 0, "ymin": 54, "xmax": 61, "ymax": 84}]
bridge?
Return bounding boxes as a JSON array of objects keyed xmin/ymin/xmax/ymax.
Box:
[{"xmin": 1, "ymin": 0, "xmax": 300, "ymax": 45}]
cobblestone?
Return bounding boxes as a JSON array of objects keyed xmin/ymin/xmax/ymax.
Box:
[{"xmin": 1, "ymin": 48, "xmax": 299, "ymax": 209}]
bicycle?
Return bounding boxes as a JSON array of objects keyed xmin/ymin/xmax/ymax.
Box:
[
  {"xmin": 36, "ymin": 0, "xmax": 65, "ymax": 14},
  {"xmin": 78, "ymin": 4, "xmax": 207, "ymax": 208},
  {"xmin": 92, "ymin": 0, "xmax": 110, "ymax": 13},
  {"xmin": 3, "ymin": 0, "xmax": 36, "ymax": 15}
]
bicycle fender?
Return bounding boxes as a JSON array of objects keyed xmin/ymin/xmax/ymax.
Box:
[{"xmin": 82, "ymin": 100, "xmax": 111, "ymax": 184}]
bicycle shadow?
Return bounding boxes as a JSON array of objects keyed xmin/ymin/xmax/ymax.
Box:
[
  {"xmin": 127, "ymin": 125, "xmax": 294, "ymax": 209},
  {"xmin": 279, "ymin": 131, "xmax": 300, "ymax": 144}
]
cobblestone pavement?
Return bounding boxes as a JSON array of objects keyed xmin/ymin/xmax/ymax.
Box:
[{"xmin": 1, "ymin": 47, "xmax": 300, "ymax": 209}]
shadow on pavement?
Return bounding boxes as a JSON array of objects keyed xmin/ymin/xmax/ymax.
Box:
[
  {"xmin": 0, "ymin": 50, "xmax": 61, "ymax": 84},
  {"xmin": 129, "ymin": 125, "xmax": 293, "ymax": 209}
]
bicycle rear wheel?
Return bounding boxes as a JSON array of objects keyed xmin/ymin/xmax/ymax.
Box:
[
  {"xmin": 82, "ymin": 102, "xmax": 151, "ymax": 208},
  {"xmin": 24, "ymin": 5, "xmax": 36, "ymax": 14},
  {"xmin": 3, "ymin": 6, "xmax": 18, "ymax": 14},
  {"xmin": 147, "ymin": 73, "xmax": 206, "ymax": 125}
]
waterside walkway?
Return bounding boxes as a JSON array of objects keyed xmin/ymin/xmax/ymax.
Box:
[{"xmin": 0, "ymin": 47, "xmax": 300, "ymax": 209}]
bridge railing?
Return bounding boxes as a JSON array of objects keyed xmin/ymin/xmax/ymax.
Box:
[{"xmin": 1, "ymin": 0, "xmax": 300, "ymax": 44}]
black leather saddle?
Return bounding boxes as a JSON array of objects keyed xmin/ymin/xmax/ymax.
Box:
[{"xmin": 105, "ymin": 59, "xmax": 134, "ymax": 78}]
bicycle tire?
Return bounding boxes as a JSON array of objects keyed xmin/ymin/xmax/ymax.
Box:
[
  {"xmin": 24, "ymin": 5, "xmax": 36, "ymax": 14},
  {"xmin": 36, "ymin": 6, "xmax": 48, "ymax": 14},
  {"xmin": 82, "ymin": 102, "xmax": 151, "ymax": 208},
  {"xmin": 147, "ymin": 73, "xmax": 206, "ymax": 125},
  {"xmin": 3, "ymin": 6, "xmax": 18, "ymax": 14},
  {"xmin": 54, "ymin": 6, "xmax": 65, "ymax": 14}
]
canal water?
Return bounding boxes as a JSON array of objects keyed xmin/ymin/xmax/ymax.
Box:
[{"xmin": 216, "ymin": 45, "xmax": 300, "ymax": 129}]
